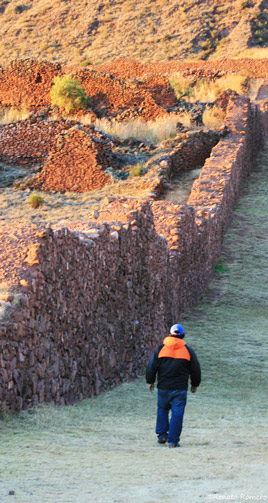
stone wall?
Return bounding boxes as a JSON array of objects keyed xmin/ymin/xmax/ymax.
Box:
[
  {"xmin": 0, "ymin": 60, "xmax": 61, "ymax": 107},
  {"xmin": 0, "ymin": 116, "xmax": 75, "ymax": 165},
  {"xmin": 0, "ymin": 116, "xmax": 113, "ymax": 166},
  {"xmin": 94, "ymin": 56, "xmax": 268, "ymax": 80},
  {"xmin": 33, "ymin": 127, "xmax": 112, "ymax": 192},
  {"xmin": 142, "ymin": 129, "xmax": 224, "ymax": 199},
  {"xmin": 1, "ymin": 89, "xmax": 268, "ymax": 415},
  {"xmin": 0, "ymin": 117, "xmax": 114, "ymax": 191},
  {"xmin": 0, "ymin": 205, "xmax": 169, "ymax": 412}
]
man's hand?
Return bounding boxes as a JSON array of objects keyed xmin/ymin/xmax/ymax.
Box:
[
  {"xmin": 148, "ymin": 383, "xmax": 154, "ymax": 392},
  {"xmin": 191, "ymin": 386, "xmax": 198, "ymax": 393}
]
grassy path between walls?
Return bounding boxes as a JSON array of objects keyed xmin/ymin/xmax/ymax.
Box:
[{"xmin": 1, "ymin": 145, "xmax": 268, "ymax": 503}]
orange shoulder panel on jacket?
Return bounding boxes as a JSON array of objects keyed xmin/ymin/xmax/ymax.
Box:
[{"xmin": 158, "ymin": 345, "xmax": 191, "ymax": 361}]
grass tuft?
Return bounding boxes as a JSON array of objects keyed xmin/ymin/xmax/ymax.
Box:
[
  {"xmin": 29, "ymin": 193, "xmax": 44, "ymax": 208},
  {"xmin": 214, "ymin": 261, "xmax": 229, "ymax": 274},
  {"xmin": 0, "ymin": 105, "xmax": 30, "ymax": 124},
  {"xmin": 168, "ymin": 75, "xmax": 194, "ymax": 100},
  {"xmin": 129, "ymin": 163, "xmax": 143, "ymax": 177}
]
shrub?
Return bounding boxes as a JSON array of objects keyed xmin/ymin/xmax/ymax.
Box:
[
  {"xmin": 240, "ymin": 0, "xmax": 252, "ymax": 8},
  {"xmin": 29, "ymin": 194, "xmax": 44, "ymax": 209},
  {"xmin": 50, "ymin": 74, "xmax": 90, "ymax": 115}
]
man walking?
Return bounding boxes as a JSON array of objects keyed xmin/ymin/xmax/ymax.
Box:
[{"xmin": 146, "ymin": 323, "xmax": 201, "ymax": 448}]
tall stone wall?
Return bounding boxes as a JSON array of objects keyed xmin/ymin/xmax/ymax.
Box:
[
  {"xmin": 1, "ymin": 90, "xmax": 268, "ymax": 415},
  {"xmin": 0, "ymin": 205, "xmax": 169, "ymax": 412}
]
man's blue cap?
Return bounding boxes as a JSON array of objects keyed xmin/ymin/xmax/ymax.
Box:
[{"xmin": 170, "ymin": 324, "xmax": 184, "ymax": 336}]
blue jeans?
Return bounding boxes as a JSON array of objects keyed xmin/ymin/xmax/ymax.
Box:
[{"xmin": 156, "ymin": 389, "xmax": 187, "ymax": 446}]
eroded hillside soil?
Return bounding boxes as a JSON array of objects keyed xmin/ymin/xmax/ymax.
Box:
[{"xmin": 0, "ymin": 142, "xmax": 268, "ymax": 502}]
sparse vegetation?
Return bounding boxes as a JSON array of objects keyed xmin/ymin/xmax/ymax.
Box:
[
  {"xmin": 50, "ymin": 74, "xmax": 90, "ymax": 115},
  {"xmin": 202, "ymin": 105, "xmax": 226, "ymax": 129},
  {"xmin": 167, "ymin": 72, "xmax": 253, "ymax": 104},
  {"xmin": 190, "ymin": 74, "xmax": 249, "ymax": 102},
  {"xmin": 240, "ymin": 0, "xmax": 252, "ymax": 8},
  {"xmin": 79, "ymin": 59, "xmax": 93, "ymax": 67},
  {"xmin": 0, "ymin": 0, "xmax": 266, "ymax": 65},
  {"xmin": 29, "ymin": 193, "xmax": 44, "ymax": 208},
  {"xmin": 0, "ymin": 105, "xmax": 30, "ymax": 124},
  {"xmin": 129, "ymin": 163, "xmax": 143, "ymax": 177},
  {"xmin": 94, "ymin": 115, "xmax": 179, "ymax": 143},
  {"xmin": 168, "ymin": 75, "xmax": 194, "ymax": 100},
  {"xmin": 176, "ymin": 111, "xmax": 194, "ymax": 129},
  {"xmin": 252, "ymin": 9, "xmax": 268, "ymax": 46}
]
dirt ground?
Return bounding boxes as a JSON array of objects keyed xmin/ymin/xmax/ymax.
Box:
[
  {"xmin": 0, "ymin": 163, "xmax": 200, "ymax": 228},
  {"xmin": 0, "ymin": 145, "xmax": 268, "ymax": 502}
]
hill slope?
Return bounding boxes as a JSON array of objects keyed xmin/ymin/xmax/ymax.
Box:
[{"xmin": 0, "ymin": 0, "xmax": 268, "ymax": 66}]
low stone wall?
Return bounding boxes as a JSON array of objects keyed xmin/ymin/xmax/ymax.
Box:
[
  {"xmin": 142, "ymin": 129, "xmax": 224, "ymax": 198},
  {"xmin": 1, "ymin": 89, "xmax": 268, "ymax": 415},
  {"xmin": 94, "ymin": 56, "xmax": 268, "ymax": 80},
  {"xmin": 0, "ymin": 116, "xmax": 75, "ymax": 165}
]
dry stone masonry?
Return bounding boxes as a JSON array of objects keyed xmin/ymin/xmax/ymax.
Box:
[
  {"xmin": 0, "ymin": 59, "xmax": 174, "ymax": 119},
  {"xmin": 1, "ymin": 69, "xmax": 268, "ymax": 415}
]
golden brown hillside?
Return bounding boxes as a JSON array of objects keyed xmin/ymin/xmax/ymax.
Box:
[{"xmin": 1, "ymin": 0, "xmax": 268, "ymax": 66}]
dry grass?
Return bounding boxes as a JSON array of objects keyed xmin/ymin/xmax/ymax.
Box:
[
  {"xmin": 0, "ymin": 105, "xmax": 30, "ymax": 124},
  {"xmin": 202, "ymin": 105, "xmax": 226, "ymax": 129},
  {"xmin": 235, "ymin": 47, "xmax": 268, "ymax": 58},
  {"xmin": 0, "ymin": 0, "xmax": 265, "ymax": 65},
  {"xmin": 168, "ymin": 75, "xmax": 194, "ymax": 100},
  {"xmin": 129, "ymin": 163, "xmax": 143, "ymax": 177},
  {"xmin": 168, "ymin": 73, "xmax": 263, "ymax": 104},
  {"xmin": 190, "ymin": 74, "xmax": 249, "ymax": 102},
  {"xmin": 94, "ymin": 115, "xmax": 180, "ymax": 143}
]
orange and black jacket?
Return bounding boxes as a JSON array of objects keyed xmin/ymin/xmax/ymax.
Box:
[{"xmin": 146, "ymin": 336, "xmax": 201, "ymax": 390}]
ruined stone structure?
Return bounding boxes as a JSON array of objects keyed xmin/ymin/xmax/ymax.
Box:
[
  {"xmin": 0, "ymin": 59, "xmax": 174, "ymax": 118},
  {"xmin": 0, "ymin": 111, "xmax": 222, "ymax": 194},
  {"xmin": 1, "ymin": 72, "xmax": 268, "ymax": 415},
  {"xmin": 0, "ymin": 116, "xmax": 113, "ymax": 166},
  {"xmin": 94, "ymin": 56, "xmax": 268, "ymax": 80},
  {"xmin": 0, "ymin": 117, "xmax": 114, "ymax": 191},
  {"xmin": 35, "ymin": 128, "xmax": 111, "ymax": 192}
]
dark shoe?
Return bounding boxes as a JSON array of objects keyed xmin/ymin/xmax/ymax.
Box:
[
  {"xmin": 158, "ymin": 433, "xmax": 168, "ymax": 444},
  {"xmin": 168, "ymin": 443, "xmax": 180, "ymax": 448}
]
